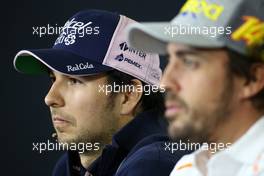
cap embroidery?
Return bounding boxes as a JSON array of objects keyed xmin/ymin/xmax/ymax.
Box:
[{"xmin": 180, "ymin": 0, "xmax": 224, "ymax": 21}]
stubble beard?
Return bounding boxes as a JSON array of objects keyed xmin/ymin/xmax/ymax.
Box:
[{"xmin": 170, "ymin": 74, "xmax": 235, "ymax": 144}]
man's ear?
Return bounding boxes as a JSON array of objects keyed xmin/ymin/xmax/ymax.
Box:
[
  {"xmin": 241, "ymin": 63, "xmax": 264, "ymax": 99},
  {"xmin": 120, "ymin": 79, "xmax": 143, "ymax": 116}
]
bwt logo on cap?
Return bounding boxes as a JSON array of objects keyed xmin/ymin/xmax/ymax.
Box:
[{"xmin": 54, "ymin": 18, "xmax": 100, "ymax": 46}]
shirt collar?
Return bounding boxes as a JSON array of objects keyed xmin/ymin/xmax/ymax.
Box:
[
  {"xmin": 224, "ymin": 116, "xmax": 264, "ymax": 163},
  {"xmin": 192, "ymin": 116, "xmax": 264, "ymax": 172}
]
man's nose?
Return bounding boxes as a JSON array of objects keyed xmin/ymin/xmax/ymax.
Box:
[
  {"xmin": 160, "ymin": 63, "xmax": 181, "ymax": 93},
  {"xmin": 44, "ymin": 82, "xmax": 65, "ymax": 108}
]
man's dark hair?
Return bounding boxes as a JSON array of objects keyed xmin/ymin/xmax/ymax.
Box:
[
  {"xmin": 106, "ymin": 70, "xmax": 164, "ymax": 115},
  {"xmin": 227, "ymin": 48, "xmax": 264, "ymax": 112}
]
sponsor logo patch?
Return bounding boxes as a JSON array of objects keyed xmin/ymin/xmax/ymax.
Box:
[
  {"xmin": 66, "ymin": 62, "xmax": 94, "ymax": 72},
  {"xmin": 232, "ymin": 16, "xmax": 264, "ymax": 46},
  {"xmin": 54, "ymin": 18, "xmax": 100, "ymax": 46},
  {"xmin": 180, "ymin": 0, "xmax": 224, "ymax": 21},
  {"xmin": 232, "ymin": 16, "xmax": 264, "ymax": 60},
  {"xmin": 119, "ymin": 42, "xmax": 146, "ymax": 59},
  {"xmin": 114, "ymin": 54, "xmax": 142, "ymax": 69}
]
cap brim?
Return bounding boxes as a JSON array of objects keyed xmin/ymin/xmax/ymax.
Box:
[
  {"xmin": 127, "ymin": 22, "xmax": 225, "ymax": 55},
  {"xmin": 14, "ymin": 48, "xmax": 113, "ymax": 76}
]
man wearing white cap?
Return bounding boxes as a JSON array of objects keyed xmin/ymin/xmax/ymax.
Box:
[{"xmin": 127, "ymin": 0, "xmax": 264, "ymax": 175}]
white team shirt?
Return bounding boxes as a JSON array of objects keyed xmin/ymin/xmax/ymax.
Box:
[{"xmin": 170, "ymin": 117, "xmax": 264, "ymax": 176}]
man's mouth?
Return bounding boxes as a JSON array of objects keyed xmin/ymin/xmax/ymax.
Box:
[
  {"xmin": 165, "ymin": 104, "xmax": 182, "ymax": 117},
  {"xmin": 53, "ymin": 116, "xmax": 71, "ymax": 126},
  {"xmin": 165, "ymin": 100, "xmax": 185, "ymax": 119}
]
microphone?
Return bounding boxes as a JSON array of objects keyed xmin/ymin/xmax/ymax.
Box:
[{"xmin": 52, "ymin": 132, "xmax": 58, "ymax": 141}]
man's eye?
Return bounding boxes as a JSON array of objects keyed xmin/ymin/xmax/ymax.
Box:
[
  {"xmin": 68, "ymin": 78, "xmax": 83, "ymax": 85},
  {"xmin": 181, "ymin": 57, "xmax": 199, "ymax": 69}
]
